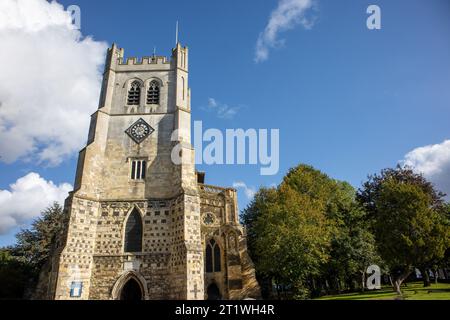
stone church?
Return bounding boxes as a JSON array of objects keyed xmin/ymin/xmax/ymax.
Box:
[{"xmin": 39, "ymin": 43, "xmax": 260, "ymax": 300}]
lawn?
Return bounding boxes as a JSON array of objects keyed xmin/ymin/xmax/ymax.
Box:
[{"xmin": 316, "ymin": 282, "xmax": 450, "ymax": 300}]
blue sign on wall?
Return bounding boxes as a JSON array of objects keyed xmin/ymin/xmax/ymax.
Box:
[{"xmin": 70, "ymin": 281, "xmax": 83, "ymax": 297}]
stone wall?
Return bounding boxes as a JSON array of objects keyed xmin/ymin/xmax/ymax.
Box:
[
  {"xmin": 52, "ymin": 196, "xmax": 99, "ymax": 300},
  {"xmin": 199, "ymin": 185, "xmax": 261, "ymax": 300}
]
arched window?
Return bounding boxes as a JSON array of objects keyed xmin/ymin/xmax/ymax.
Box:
[
  {"xmin": 182, "ymin": 77, "xmax": 185, "ymax": 101},
  {"xmin": 205, "ymin": 239, "xmax": 221, "ymax": 273},
  {"xmin": 124, "ymin": 209, "xmax": 142, "ymax": 252},
  {"xmin": 205, "ymin": 242, "xmax": 213, "ymax": 273},
  {"xmin": 147, "ymin": 81, "xmax": 160, "ymax": 104},
  {"xmin": 213, "ymin": 242, "xmax": 221, "ymax": 272},
  {"xmin": 127, "ymin": 81, "xmax": 141, "ymax": 105}
]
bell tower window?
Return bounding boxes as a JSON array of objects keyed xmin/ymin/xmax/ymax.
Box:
[
  {"xmin": 147, "ymin": 81, "xmax": 160, "ymax": 104},
  {"xmin": 127, "ymin": 81, "xmax": 141, "ymax": 105}
]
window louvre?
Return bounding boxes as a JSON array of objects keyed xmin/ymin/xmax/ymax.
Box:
[
  {"xmin": 127, "ymin": 81, "xmax": 141, "ymax": 105},
  {"xmin": 130, "ymin": 160, "xmax": 146, "ymax": 180},
  {"xmin": 147, "ymin": 81, "xmax": 160, "ymax": 104}
]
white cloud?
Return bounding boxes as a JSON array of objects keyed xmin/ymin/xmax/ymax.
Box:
[
  {"xmin": 255, "ymin": 0, "xmax": 316, "ymax": 63},
  {"xmin": 0, "ymin": 0, "xmax": 107, "ymax": 166},
  {"xmin": 233, "ymin": 181, "xmax": 256, "ymax": 200},
  {"xmin": 0, "ymin": 172, "xmax": 72, "ymax": 234},
  {"xmin": 401, "ymin": 140, "xmax": 450, "ymax": 199},
  {"xmin": 202, "ymin": 98, "xmax": 240, "ymax": 119}
]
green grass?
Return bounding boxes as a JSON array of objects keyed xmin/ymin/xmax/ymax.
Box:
[{"xmin": 315, "ymin": 282, "xmax": 450, "ymax": 300}]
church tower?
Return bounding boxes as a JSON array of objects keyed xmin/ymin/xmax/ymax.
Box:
[{"xmin": 45, "ymin": 43, "xmax": 260, "ymax": 300}]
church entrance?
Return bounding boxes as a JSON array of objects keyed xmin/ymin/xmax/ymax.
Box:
[
  {"xmin": 120, "ymin": 278, "xmax": 143, "ymax": 300},
  {"xmin": 206, "ymin": 283, "xmax": 222, "ymax": 300}
]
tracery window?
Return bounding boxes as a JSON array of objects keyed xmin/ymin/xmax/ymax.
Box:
[
  {"xmin": 147, "ymin": 81, "xmax": 160, "ymax": 104},
  {"xmin": 127, "ymin": 81, "xmax": 141, "ymax": 105},
  {"xmin": 205, "ymin": 239, "xmax": 221, "ymax": 273}
]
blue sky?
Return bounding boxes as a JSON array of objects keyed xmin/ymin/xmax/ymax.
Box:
[{"xmin": 1, "ymin": 0, "xmax": 450, "ymax": 246}]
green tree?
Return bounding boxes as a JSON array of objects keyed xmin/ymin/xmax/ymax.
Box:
[
  {"xmin": 357, "ymin": 166, "xmax": 445, "ymax": 218},
  {"xmin": 358, "ymin": 168, "xmax": 450, "ymax": 295},
  {"xmin": 0, "ymin": 202, "xmax": 67, "ymax": 299},
  {"xmin": 0, "ymin": 248, "xmax": 35, "ymax": 299},
  {"xmin": 243, "ymin": 164, "xmax": 380, "ymax": 298},
  {"xmin": 241, "ymin": 187, "xmax": 278, "ymax": 275},
  {"xmin": 322, "ymin": 198, "xmax": 382, "ymax": 294},
  {"xmin": 248, "ymin": 184, "xmax": 333, "ymax": 298},
  {"xmin": 283, "ymin": 166, "xmax": 381, "ymax": 295},
  {"xmin": 12, "ymin": 202, "xmax": 66, "ymax": 271}
]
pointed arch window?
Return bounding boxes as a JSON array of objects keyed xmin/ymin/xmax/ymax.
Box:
[
  {"xmin": 124, "ymin": 209, "xmax": 143, "ymax": 253},
  {"xmin": 127, "ymin": 81, "xmax": 141, "ymax": 105},
  {"xmin": 147, "ymin": 81, "xmax": 160, "ymax": 104},
  {"xmin": 205, "ymin": 239, "xmax": 221, "ymax": 273},
  {"xmin": 182, "ymin": 77, "xmax": 185, "ymax": 101}
]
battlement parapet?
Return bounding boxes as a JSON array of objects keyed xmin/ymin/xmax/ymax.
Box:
[
  {"xmin": 118, "ymin": 55, "xmax": 170, "ymax": 66},
  {"xmin": 198, "ymin": 184, "xmax": 237, "ymax": 196},
  {"xmin": 106, "ymin": 43, "xmax": 187, "ymax": 72}
]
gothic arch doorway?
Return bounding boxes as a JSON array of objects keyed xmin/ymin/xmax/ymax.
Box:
[
  {"xmin": 120, "ymin": 278, "xmax": 143, "ymax": 300},
  {"xmin": 206, "ymin": 283, "xmax": 222, "ymax": 300},
  {"xmin": 111, "ymin": 271, "xmax": 149, "ymax": 300}
]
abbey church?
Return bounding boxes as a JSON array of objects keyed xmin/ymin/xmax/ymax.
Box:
[{"xmin": 37, "ymin": 43, "xmax": 260, "ymax": 300}]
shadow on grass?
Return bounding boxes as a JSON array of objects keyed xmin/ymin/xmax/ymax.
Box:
[
  {"xmin": 317, "ymin": 282, "xmax": 450, "ymax": 300},
  {"xmin": 319, "ymin": 290, "xmax": 399, "ymax": 300},
  {"xmin": 413, "ymin": 289, "xmax": 450, "ymax": 293}
]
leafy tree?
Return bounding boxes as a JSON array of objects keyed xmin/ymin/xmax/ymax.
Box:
[
  {"xmin": 243, "ymin": 164, "xmax": 381, "ymax": 298},
  {"xmin": 242, "ymin": 188, "xmax": 277, "ymax": 267},
  {"xmin": 357, "ymin": 165, "xmax": 445, "ymax": 218},
  {"xmin": 322, "ymin": 199, "xmax": 382, "ymax": 294},
  {"xmin": 284, "ymin": 166, "xmax": 382, "ymax": 295},
  {"xmin": 247, "ymin": 184, "xmax": 333, "ymax": 298},
  {"xmin": 12, "ymin": 202, "xmax": 66, "ymax": 271},
  {"xmin": 0, "ymin": 248, "xmax": 35, "ymax": 299},
  {"xmin": 358, "ymin": 169, "xmax": 450, "ymax": 294},
  {"xmin": 0, "ymin": 202, "xmax": 67, "ymax": 299}
]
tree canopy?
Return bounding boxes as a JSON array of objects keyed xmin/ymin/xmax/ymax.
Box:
[
  {"xmin": 242, "ymin": 164, "xmax": 381, "ymax": 298},
  {"xmin": 357, "ymin": 166, "xmax": 450, "ymax": 294},
  {"xmin": 243, "ymin": 164, "xmax": 449, "ymax": 298},
  {"xmin": 0, "ymin": 202, "xmax": 66, "ymax": 299}
]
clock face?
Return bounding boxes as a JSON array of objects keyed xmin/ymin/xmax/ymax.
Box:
[
  {"xmin": 125, "ymin": 118, "xmax": 154, "ymax": 144},
  {"xmin": 132, "ymin": 123, "xmax": 149, "ymax": 138}
]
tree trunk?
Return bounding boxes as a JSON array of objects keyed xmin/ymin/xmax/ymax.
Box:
[
  {"xmin": 325, "ymin": 279, "xmax": 330, "ymax": 295},
  {"xmin": 312, "ymin": 277, "xmax": 317, "ymax": 292},
  {"xmin": 434, "ymin": 269, "xmax": 439, "ymax": 285},
  {"xmin": 275, "ymin": 282, "xmax": 280, "ymax": 300},
  {"xmin": 394, "ymin": 280, "xmax": 402, "ymax": 295},
  {"xmin": 393, "ymin": 270, "xmax": 412, "ymax": 296},
  {"xmin": 334, "ymin": 277, "xmax": 341, "ymax": 293},
  {"xmin": 420, "ymin": 268, "xmax": 431, "ymax": 287},
  {"xmin": 361, "ymin": 271, "xmax": 365, "ymax": 292}
]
